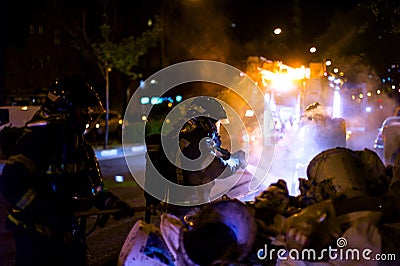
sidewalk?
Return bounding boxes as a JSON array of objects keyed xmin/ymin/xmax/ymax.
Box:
[{"xmin": 94, "ymin": 144, "xmax": 145, "ymax": 161}]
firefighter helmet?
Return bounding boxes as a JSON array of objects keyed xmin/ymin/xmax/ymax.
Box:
[
  {"xmin": 187, "ymin": 96, "xmax": 227, "ymax": 121},
  {"xmin": 43, "ymin": 76, "xmax": 105, "ymax": 117}
]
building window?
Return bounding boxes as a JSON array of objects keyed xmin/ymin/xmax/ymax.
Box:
[
  {"xmin": 54, "ymin": 29, "xmax": 60, "ymax": 45},
  {"xmin": 38, "ymin": 25, "xmax": 44, "ymax": 35},
  {"xmin": 29, "ymin": 25, "xmax": 35, "ymax": 34}
]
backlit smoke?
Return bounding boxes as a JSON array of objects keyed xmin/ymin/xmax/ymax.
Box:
[{"xmin": 163, "ymin": 0, "xmax": 234, "ymax": 64}]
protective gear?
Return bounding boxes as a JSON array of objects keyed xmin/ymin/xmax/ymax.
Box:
[
  {"xmin": 0, "ymin": 76, "xmax": 127, "ymax": 266},
  {"xmin": 302, "ymin": 101, "xmax": 330, "ymax": 124},
  {"xmin": 41, "ymin": 76, "xmax": 105, "ymax": 134},
  {"xmin": 305, "ymin": 101, "xmax": 321, "ymax": 112},
  {"xmin": 43, "ymin": 76, "xmax": 105, "ymax": 117},
  {"xmin": 146, "ymin": 96, "xmax": 246, "ymax": 207},
  {"xmin": 187, "ymin": 96, "xmax": 227, "ymax": 121},
  {"xmin": 98, "ymin": 192, "xmax": 135, "ymax": 227},
  {"xmin": 231, "ymin": 149, "xmax": 247, "ymax": 169}
]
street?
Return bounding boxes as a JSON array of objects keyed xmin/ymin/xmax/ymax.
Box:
[
  {"xmin": 0, "ymin": 149, "xmax": 259, "ymax": 265},
  {"xmin": 0, "ymin": 129, "xmax": 379, "ymax": 265},
  {"xmin": 87, "ymin": 152, "xmax": 258, "ymax": 265},
  {"xmin": 86, "ymin": 153, "xmax": 145, "ymax": 265}
]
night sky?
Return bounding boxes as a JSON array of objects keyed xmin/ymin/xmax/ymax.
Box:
[
  {"xmin": 3, "ymin": 0, "xmax": 399, "ymax": 84},
  {"xmin": 155, "ymin": 0, "xmax": 398, "ymax": 77}
]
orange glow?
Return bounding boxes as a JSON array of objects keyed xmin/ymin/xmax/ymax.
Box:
[{"xmin": 259, "ymin": 63, "xmax": 309, "ymax": 91}]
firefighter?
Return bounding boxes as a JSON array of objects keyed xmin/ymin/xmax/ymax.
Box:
[
  {"xmin": 147, "ymin": 96, "xmax": 246, "ymax": 212},
  {"xmin": 301, "ymin": 101, "xmax": 346, "ymax": 150},
  {"xmin": 0, "ymin": 76, "xmax": 134, "ymax": 266}
]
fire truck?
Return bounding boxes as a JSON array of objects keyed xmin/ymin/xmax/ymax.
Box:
[{"xmin": 245, "ymin": 57, "xmax": 341, "ymax": 143}]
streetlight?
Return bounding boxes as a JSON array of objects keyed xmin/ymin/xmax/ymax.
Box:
[{"xmin": 273, "ymin": 27, "xmax": 282, "ymax": 35}]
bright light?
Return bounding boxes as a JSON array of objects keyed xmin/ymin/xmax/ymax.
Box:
[
  {"xmin": 332, "ymin": 89, "xmax": 341, "ymax": 118},
  {"xmin": 309, "ymin": 46, "xmax": 317, "ymax": 53},
  {"xmin": 245, "ymin": 110, "xmax": 255, "ymax": 117},
  {"xmin": 367, "ymin": 92, "xmax": 372, "ymax": 97},
  {"xmin": 151, "ymin": 97, "xmax": 162, "ymax": 105},
  {"xmin": 271, "ymin": 74, "xmax": 295, "ymax": 91},
  {"xmin": 139, "ymin": 80, "xmax": 145, "ymax": 89},
  {"xmin": 115, "ymin": 175, "xmax": 124, "ymax": 182},
  {"xmin": 359, "ymin": 93, "xmax": 364, "ymax": 99},
  {"xmin": 325, "ymin": 60, "xmax": 332, "ymax": 66},
  {"xmin": 333, "ymin": 68, "xmax": 339, "ymax": 73},
  {"xmin": 377, "ymin": 89, "xmax": 381, "ymax": 94},
  {"xmin": 346, "ymin": 130, "xmax": 352, "ymax": 140},
  {"xmin": 140, "ymin": 97, "xmax": 150, "ymax": 104},
  {"xmin": 392, "ymin": 85, "xmax": 396, "ymax": 90},
  {"xmin": 176, "ymin": 95, "xmax": 183, "ymax": 102},
  {"xmin": 95, "ymin": 123, "xmax": 100, "ymax": 129},
  {"xmin": 351, "ymin": 95, "xmax": 356, "ymax": 100},
  {"xmin": 21, "ymin": 106, "xmax": 28, "ymax": 111},
  {"xmin": 141, "ymin": 115, "xmax": 147, "ymax": 121},
  {"xmin": 333, "ymin": 78, "xmax": 341, "ymax": 84},
  {"xmin": 273, "ymin": 27, "xmax": 282, "ymax": 35},
  {"xmin": 259, "ymin": 64, "xmax": 308, "ymax": 92},
  {"xmin": 366, "ymin": 106, "xmax": 372, "ymax": 112}
]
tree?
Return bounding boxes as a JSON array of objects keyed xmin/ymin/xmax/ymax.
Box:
[
  {"xmin": 67, "ymin": 5, "xmax": 160, "ymax": 148},
  {"xmin": 91, "ymin": 22, "xmax": 160, "ymax": 148}
]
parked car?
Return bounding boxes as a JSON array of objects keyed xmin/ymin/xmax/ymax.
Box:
[
  {"xmin": 374, "ymin": 116, "xmax": 400, "ymax": 151},
  {"xmin": 84, "ymin": 110, "xmax": 123, "ymax": 141},
  {"xmin": 0, "ymin": 105, "xmax": 40, "ymax": 131}
]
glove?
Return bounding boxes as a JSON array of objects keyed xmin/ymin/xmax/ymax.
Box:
[
  {"xmin": 98, "ymin": 200, "xmax": 134, "ymax": 228},
  {"xmin": 231, "ymin": 150, "xmax": 247, "ymax": 169},
  {"xmin": 112, "ymin": 200, "xmax": 135, "ymax": 220},
  {"xmin": 97, "ymin": 191, "xmax": 134, "ymax": 227}
]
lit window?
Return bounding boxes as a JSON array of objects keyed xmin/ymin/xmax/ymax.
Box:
[
  {"xmin": 29, "ymin": 25, "xmax": 35, "ymax": 34},
  {"xmin": 54, "ymin": 29, "xmax": 60, "ymax": 45}
]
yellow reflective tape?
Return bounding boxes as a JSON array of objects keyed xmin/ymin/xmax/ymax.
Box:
[
  {"xmin": 8, "ymin": 213, "xmax": 49, "ymax": 236},
  {"xmin": 16, "ymin": 188, "xmax": 37, "ymax": 210},
  {"xmin": 7, "ymin": 213, "xmax": 27, "ymax": 229}
]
